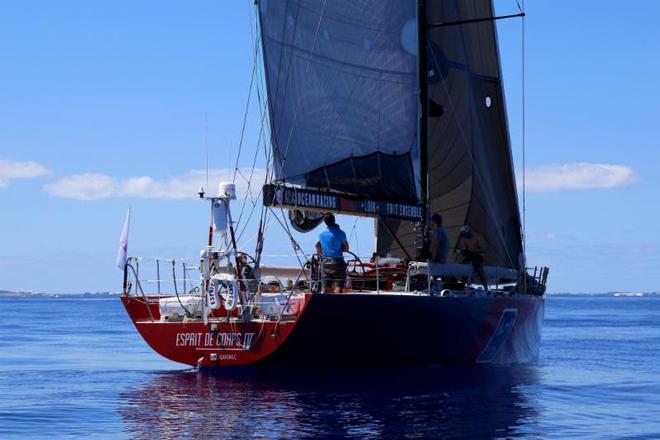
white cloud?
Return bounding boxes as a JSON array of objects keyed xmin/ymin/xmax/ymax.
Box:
[
  {"xmin": 43, "ymin": 168, "xmax": 266, "ymax": 201},
  {"xmin": 44, "ymin": 173, "xmax": 117, "ymax": 201},
  {"xmin": 0, "ymin": 159, "xmax": 50, "ymax": 187},
  {"xmin": 521, "ymin": 162, "xmax": 635, "ymax": 192}
]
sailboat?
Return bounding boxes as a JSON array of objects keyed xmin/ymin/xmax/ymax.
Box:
[{"xmin": 121, "ymin": 0, "xmax": 548, "ymax": 369}]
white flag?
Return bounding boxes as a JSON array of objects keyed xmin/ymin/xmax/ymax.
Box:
[{"xmin": 116, "ymin": 207, "xmax": 131, "ymax": 270}]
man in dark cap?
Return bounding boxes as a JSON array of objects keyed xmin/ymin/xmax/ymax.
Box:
[
  {"xmin": 457, "ymin": 225, "xmax": 489, "ymax": 292},
  {"xmin": 315, "ymin": 213, "xmax": 349, "ymax": 293}
]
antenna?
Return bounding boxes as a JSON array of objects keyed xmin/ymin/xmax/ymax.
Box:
[
  {"xmin": 522, "ymin": 1, "xmax": 526, "ymax": 256},
  {"xmin": 521, "ymin": 0, "xmax": 528, "ymax": 291},
  {"xmin": 229, "ymin": 141, "xmax": 234, "ymax": 182},
  {"xmin": 205, "ymin": 112, "xmax": 209, "ymax": 192}
]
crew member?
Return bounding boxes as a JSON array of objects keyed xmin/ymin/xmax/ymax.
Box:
[
  {"xmin": 238, "ymin": 254, "xmax": 259, "ymax": 294},
  {"xmin": 315, "ymin": 214, "xmax": 349, "ymax": 293},
  {"xmin": 457, "ymin": 226, "xmax": 489, "ymax": 292},
  {"xmin": 429, "ymin": 213, "xmax": 449, "ymax": 264}
]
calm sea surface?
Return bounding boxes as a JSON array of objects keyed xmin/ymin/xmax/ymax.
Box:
[{"xmin": 1, "ymin": 295, "xmax": 659, "ymax": 439}]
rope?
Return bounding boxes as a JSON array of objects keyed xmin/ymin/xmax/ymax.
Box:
[
  {"xmin": 126, "ymin": 261, "xmax": 155, "ymax": 321},
  {"xmin": 171, "ymin": 259, "xmax": 193, "ymax": 317},
  {"xmin": 232, "ymin": 61, "xmax": 257, "ymax": 183}
]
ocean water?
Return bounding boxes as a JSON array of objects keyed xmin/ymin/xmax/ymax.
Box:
[{"xmin": 0, "ymin": 295, "xmax": 659, "ymax": 439}]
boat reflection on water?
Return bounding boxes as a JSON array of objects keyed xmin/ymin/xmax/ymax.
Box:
[{"xmin": 118, "ymin": 367, "xmax": 540, "ymax": 438}]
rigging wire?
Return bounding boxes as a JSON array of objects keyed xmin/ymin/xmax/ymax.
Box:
[
  {"xmin": 278, "ymin": 206, "xmax": 307, "ymax": 265},
  {"xmin": 349, "ymin": 217, "xmax": 361, "ymax": 258},
  {"xmin": 237, "ymin": 216, "xmax": 271, "ymax": 250},
  {"xmin": 234, "ymin": 80, "xmax": 270, "ymax": 229},
  {"xmin": 521, "ymin": 0, "xmax": 527, "ymax": 268},
  {"xmin": 232, "ymin": 61, "xmax": 257, "ymax": 183},
  {"xmin": 232, "ymin": 1, "xmax": 263, "ymax": 189},
  {"xmin": 247, "ymin": 0, "xmax": 275, "ymax": 265},
  {"xmin": 231, "ymin": 1, "xmax": 280, "ymax": 269},
  {"xmin": 231, "ymin": 1, "xmax": 272, "ymax": 249},
  {"xmin": 236, "ymin": 188, "xmax": 263, "ymax": 243},
  {"xmin": 268, "ymin": 207, "xmax": 308, "ymax": 269}
]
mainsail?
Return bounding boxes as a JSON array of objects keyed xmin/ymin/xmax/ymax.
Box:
[
  {"xmin": 258, "ymin": 0, "xmax": 419, "ymax": 202},
  {"xmin": 378, "ymin": 0, "xmax": 524, "ymax": 270}
]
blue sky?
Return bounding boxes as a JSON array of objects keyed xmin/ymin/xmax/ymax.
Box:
[{"xmin": 1, "ymin": 0, "xmax": 658, "ymax": 293}]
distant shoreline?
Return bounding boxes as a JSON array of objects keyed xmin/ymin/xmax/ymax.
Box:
[
  {"xmin": 1, "ymin": 290, "xmax": 657, "ymax": 298},
  {"xmin": 0, "ymin": 290, "xmax": 119, "ymax": 298}
]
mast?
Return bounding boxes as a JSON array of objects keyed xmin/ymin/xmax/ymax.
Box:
[{"xmin": 417, "ymin": 0, "xmax": 429, "ymax": 249}]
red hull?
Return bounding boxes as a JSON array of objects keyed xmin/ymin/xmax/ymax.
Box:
[
  {"xmin": 121, "ymin": 295, "xmax": 307, "ymax": 368},
  {"xmin": 122, "ymin": 292, "xmax": 543, "ymax": 368}
]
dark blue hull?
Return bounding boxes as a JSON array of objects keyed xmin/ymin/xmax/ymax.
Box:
[{"xmin": 261, "ymin": 293, "xmax": 544, "ymax": 367}]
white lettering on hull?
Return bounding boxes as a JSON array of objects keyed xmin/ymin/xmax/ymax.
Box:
[{"xmin": 175, "ymin": 332, "xmax": 256, "ymax": 350}]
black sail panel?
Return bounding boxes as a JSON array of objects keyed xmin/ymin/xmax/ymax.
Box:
[
  {"xmin": 378, "ymin": 0, "xmax": 523, "ymax": 269},
  {"xmin": 377, "ymin": 217, "xmax": 415, "ymax": 260},
  {"xmin": 258, "ymin": 0, "xmax": 419, "ymax": 202},
  {"xmin": 428, "ymin": 0, "xmax": 523, "ymax": 269}
]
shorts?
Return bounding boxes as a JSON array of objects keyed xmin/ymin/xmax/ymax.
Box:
[
  {"xmin": 322, "ymin": 258, "xmax": 347, "ymax": 288},
  {"xmin": 462, "ymin": 251, "xmax": 484, "ymax": 266}
]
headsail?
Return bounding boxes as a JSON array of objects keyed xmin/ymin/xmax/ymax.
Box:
[
  {"xmin": 258, "ymin": 0, "xmax": 419, "ymax": 202},
  {"xmin": 379, "ymin": 0, "xmax": 523, "ymax": 270}
]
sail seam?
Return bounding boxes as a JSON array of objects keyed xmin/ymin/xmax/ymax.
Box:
[{"xmin": 261, "ymin": 36, "xmax": 416, "ymax": 80}]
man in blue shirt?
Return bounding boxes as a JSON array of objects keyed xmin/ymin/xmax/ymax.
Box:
[
  {"xmin": 315, "ymin": 214, "xmax": 349, "ymax": 293},
  {"xmin": 428, "ymin": 213, "xmax": 449, "ymax": 295}
]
